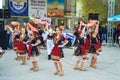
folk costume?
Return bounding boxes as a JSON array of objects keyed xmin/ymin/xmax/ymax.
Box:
[
  {"xmin": 27, "ymin": 31, "xmax": 41, "ymax": 72},
  {"xmin": 51, "ymin": 33, "xmax": 65, "ymax": 61},
  {"xmin": 28, "ymin": 37, "xmax": 40, "ymax": 61},
  {"xmin": 17, "ymin": 33, "xmax": 27, "ymax": 55},
  {"xmin": 89, "ymin": 21, "xmax": 101, "ymax": 69},
  {"xmin": 13, "ymin": 33, "xmax": 19, "ymax": 51},
  {"xmin": 13, "ymin": 32, "xmax": 21, "ymax": 61},
  {"xmin": 73, "ymin": 26, "xmax": 87, "ymax": 71},
  {"xmin": 74, "ymin": 35, "xmax": 87, "ymax": 63},
  {"xmin": 17, "ymin": 32, "xmax": 27, "ymax": 65}
]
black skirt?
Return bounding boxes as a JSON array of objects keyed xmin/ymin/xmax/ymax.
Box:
[{"xmin": 30, "ymin": 46, "xmax": 40, "ymax": 57}]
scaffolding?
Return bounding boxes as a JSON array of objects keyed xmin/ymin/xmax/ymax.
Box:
[{"xmin": 107, "ymin": 0, "xmax": 115, "ymax": 45}]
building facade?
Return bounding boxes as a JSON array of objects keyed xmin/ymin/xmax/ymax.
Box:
[{"xmin": 1, "ymin": 0, "xmax": 83, "ymax": 29}]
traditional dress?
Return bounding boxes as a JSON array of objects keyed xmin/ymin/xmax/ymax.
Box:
[
  {"xmin": 74, "ymin": 37, "xmax": 86, "ymax": 56},
  {"xmin": 38, "ymin": 29, "xmax": 44, "ymax": 46},
  {"xmin": 51, "ymin": 34, "xmax": 65, "ymax": 61},
  {"xmin": 85, "ymin": 34, "xmax": 91, "ymax": 52},
  {"xmin": 17, "ymin": 34, "xmax": 27, "ymax": 55},
  {"xmin": 89, "ymin": 35, "xmax": 100, "ymax": 58},
  {"xmin": 74, "ymin": 36, "xmax": 87, "ymax": 62},
  {"xmin": 96, "ymin": 34, "xmax": 102, "ymax": 52},
  {"xmin": 28, "ymin": 37, "xmax": 40, "ymax": 61},
  {"xmin": 13, "ymin": 33, "xmax": 19, "ymax": 51}
]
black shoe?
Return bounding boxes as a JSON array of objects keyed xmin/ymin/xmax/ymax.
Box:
[{"xmin": 48, "ymin": 55, "xmax": 51, "ymax": 60}]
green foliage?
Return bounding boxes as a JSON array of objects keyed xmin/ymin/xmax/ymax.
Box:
[
  {"xmin": 80, "ymin": 0, "xmax": 120, "ymax": 25},
  {"xmin": 115, "ymin": 0, "xmax": 120, "ymax": 15},
  {"xmin": 80, "ymin": 0, "xmax": 108, "ymax": 24}
]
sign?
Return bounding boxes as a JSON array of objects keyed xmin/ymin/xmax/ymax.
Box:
[
  {"xmin": 8, "ymin": 0, "xmax": 28, "ymax": 16},
  {"xmin": 40, "ymin": 17, "xmax": 51, "ymax": 25},
  {"xmin": 29, "ymin": 0, "xmax": 47, "ymax": 19},
  {"xmin": 47, "ymin": 0, "xmax": 64, "ymax": 17}
]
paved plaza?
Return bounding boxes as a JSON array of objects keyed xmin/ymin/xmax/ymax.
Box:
[{"xmin": 0, "ymin": 46, "xmax": 120, "ymax": 80}]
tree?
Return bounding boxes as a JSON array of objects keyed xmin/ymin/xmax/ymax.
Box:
[
  {"xmin": 115, "ymin": 0, "xmax": 120, "ymax": 15},
  {"xmin": 80, "ymin": 0, "xmax": 108, "ymax": 25}
]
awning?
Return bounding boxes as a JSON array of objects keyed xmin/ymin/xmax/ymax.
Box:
[{"xmin": 108, "ymin": 14, "xmax": 120, "ymax": 22}]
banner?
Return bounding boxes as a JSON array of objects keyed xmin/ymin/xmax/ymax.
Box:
[
  {"xmin": 47, "ymin": 0, "xmax": 64, "ymax": 17},
  {"xmin": 29, "ymin": 0, "xmax": 47, "ymax": 19},
  {"xmin": 40, "ymin": 17, "xmax": 51, "ymax": 25},
  {"xmin": 8, "ymin": 0, "xmax": 28, "ymax": 16}
]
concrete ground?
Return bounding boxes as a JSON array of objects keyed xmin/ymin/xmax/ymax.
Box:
[{"xmin": 0, "ymin": 46, "xmax": 120, "ymax": 80}]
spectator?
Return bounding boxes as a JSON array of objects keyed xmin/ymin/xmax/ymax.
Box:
[
  {"xmin": 116, "ymin": 24, "xmax": 120, "ymax": 47},
  {"xmin": 98, "ymin": 25, "xmax": 102, "ymax": 43},
  {"xmin": 101, "ymin": 25, "xmax": 107, "ymax": 43}
]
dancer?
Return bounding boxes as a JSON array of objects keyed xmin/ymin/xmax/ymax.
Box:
[
  {"xmin": 89, "ymin": 21, "xmax": 100, "ymax": 69},
  {"xmin": 51, "ymin": 27, "xmax": 68, "ymax": 76},
  {"xmin": 13, "ymin": 26, "xmax": 21, "ymax": 61},
  {"xmin": 27, "ymin": 31, "xmax": 41, "ymax": 72},
  {"xmin": 17, "ymin": 28, "xmax": 27, "ymax": 65},
  {"xmin": 74, "ymin": 25, "xmax": 87, "ymax": 71}
]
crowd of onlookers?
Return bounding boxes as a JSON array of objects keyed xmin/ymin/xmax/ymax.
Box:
[{"xmin": 99, "ymin": 23, "xmax": 120, "ymax": 47}]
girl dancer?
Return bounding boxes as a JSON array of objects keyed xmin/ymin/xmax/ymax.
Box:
[
  {"xmin": 17, "ymin": 28, "xmax": 27, "ymax": 65},
  {"xmin": 51, "ymin": 27, "xmax": 68, "ymax": 76},
  {"xmin": 13, "ymin": 26, "xmax": 21, "ymax": 61},
  {"xmin": 74, "ymin": 25, "xmax": 87, "ymax": 71},
  {"xmin": 89, "ymin": 21, "xmax": 100, "ymax": 69},
  {"xmin": 27, "ymin": 31, "xmax": 41, "ymax": 72}
]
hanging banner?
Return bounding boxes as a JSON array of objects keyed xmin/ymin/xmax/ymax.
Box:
[
  {"xmin": 29, "ymin": 0, "xmax": 47, "ymax": 19},
  {"xmin": 8, "ymin": 0, "xmax": 28, "ymax": 17},
  {"xmin": 47, "ymin": 0, "xmax": 64, "ymax": 17},
  {"xmin": 40, "ymin": 17, "xmax": 51, "ymax": 25}
]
